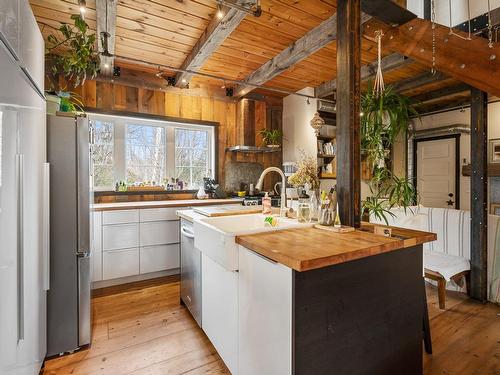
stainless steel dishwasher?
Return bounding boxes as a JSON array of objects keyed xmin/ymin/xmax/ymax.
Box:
[{"xmin": 180, "ymin": 218, "xmax": 202, "ymax": 326}]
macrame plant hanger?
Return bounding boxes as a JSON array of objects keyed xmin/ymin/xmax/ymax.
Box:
[{"xmin": 373, "ymin": 30, "xmax": 385, "ymax": 97}]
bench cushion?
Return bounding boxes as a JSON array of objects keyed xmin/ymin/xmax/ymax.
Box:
[{"xmin": 424, "ymin": 249, "xmax": 470, "ymax": 281}]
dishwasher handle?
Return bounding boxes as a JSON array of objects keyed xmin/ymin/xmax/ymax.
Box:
[{"xmin": 181, "ymin": 226, "xmax": 195, "ymax": 239}]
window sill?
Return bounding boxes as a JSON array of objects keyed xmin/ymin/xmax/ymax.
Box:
[{"xmin": 94, "ymin": 189, "xmax": 198, "ymax": 197}]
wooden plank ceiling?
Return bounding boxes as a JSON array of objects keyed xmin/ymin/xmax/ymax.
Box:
[{"xmin": 30, "ymin": 0, "xmax": 481, "ymax": 113}]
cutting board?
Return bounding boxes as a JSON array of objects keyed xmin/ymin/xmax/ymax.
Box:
[{"xmin": 193, "ymin": 205, "xmax": 262, "ymax": 217}]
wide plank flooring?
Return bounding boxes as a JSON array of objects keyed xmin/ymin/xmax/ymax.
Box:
[{"xmin": 41, "ymin": 276, "xmax": 500, "ymax": 375}]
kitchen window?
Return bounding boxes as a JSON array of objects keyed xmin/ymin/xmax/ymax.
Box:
[
  {"xmin": 90, "ymin": 113, "xmax": 215, "ymax": 190},
  {"xmin": 126, "ymin": 124, "xmax": 166, "ymax": 185},
  {"xmin": 92, "ymin": 119, "xmax": 114, "ymax": 190},
  {"xmin": 175, "ymin": 128, "xmax": 210, "ymax": 189}
]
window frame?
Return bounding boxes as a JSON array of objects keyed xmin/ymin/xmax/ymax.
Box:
[{"xmin": 89, "ymin": 112, "xmax": 216, "ymax": 191}]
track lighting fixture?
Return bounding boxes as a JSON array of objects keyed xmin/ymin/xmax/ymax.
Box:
[
  {"xmin": 225, "ymin": 87, "xmax": 234, "ymax": 97},
  {"xmin": 217, "ymin": 0, "xmax": 261, "ymax": 18},
  {"xmin": 166, "ymin": 77, "xmax": 176, "ymax": 86},
  {"xmin": 113, "ymin": 66, "xmax": 120, "ymax": 77}
]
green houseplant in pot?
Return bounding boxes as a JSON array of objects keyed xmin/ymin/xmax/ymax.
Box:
[
  {"xmin": 44, "ymin": 14, "xmax": 99, "ymax": 113},
  {"xmin": 361, "ymin": 85, "xmax": 419, "ymax": 224},
  {"xmin": 259, "ymin": 129, "xmax": 283, "ymax": 148}
]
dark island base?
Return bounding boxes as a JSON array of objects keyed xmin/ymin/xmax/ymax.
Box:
[{"xmin": 293, "ymin": 245, "xmax": 423, "ymax": 375}]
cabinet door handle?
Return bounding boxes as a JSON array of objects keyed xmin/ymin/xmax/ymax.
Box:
[
  {"xmin": 43, "ymin": 163, "xmax": 50, "ymax": 291},
  {"xmin": 16, "ymin": 154, "xmax": 24, "ymax": 341}
]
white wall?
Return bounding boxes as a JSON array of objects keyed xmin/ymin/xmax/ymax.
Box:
[
  {"xmin": 407, "ymin": 101, "xmax": 500, "ymax": 210},
  {"xmin": 282, "ymin": 87, "xmax": 317, "ymax": 162},
  {"xmin": 282, "ymin": 88, "xmax": 338, "ymax": 192}
]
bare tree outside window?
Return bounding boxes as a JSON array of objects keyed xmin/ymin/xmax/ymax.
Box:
[
  {"xmin": 126, "ymin": 124, "xmax": 166, "ymax": 185},
  {"xmin": 92, "ymin": 120, "xmax": 114, "ymax": 190},
  {"xmin": 175, "ymin": 129, "xmax": 209, "ymax": 189}
]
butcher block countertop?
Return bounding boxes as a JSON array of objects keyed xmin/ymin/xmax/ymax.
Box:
[
  {"xmin": 92, "ymin": 198, "xmax": 242, "ymax": 211},
  {"xmin": 235, "ymin": 223, "xmax": 437, "ymax": 272}
]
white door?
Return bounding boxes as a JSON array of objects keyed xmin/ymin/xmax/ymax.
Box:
[{"xmin": 417, "ymin": 138, "xmax": 456, "ymax": 208}]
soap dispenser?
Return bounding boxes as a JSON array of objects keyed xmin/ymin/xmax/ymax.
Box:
[{"xmin": 262, "ymin": 192, "xmax": 272, "ymax": 214}]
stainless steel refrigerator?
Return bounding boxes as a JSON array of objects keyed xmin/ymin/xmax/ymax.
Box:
[
  {"xmin": 0, "ymin": 1, "xmax": 48, "ymax": 374},
  {"xmin": 46, "ymin": 114, "xmax": 92, "ymax": 356}
]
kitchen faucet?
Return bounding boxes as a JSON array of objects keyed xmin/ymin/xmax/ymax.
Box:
[{"xmin": 256, "ymin": 167, "xmax": 287, "ymax": 217}]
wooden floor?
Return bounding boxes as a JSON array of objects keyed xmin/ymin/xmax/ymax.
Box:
[{"xmin": 41, "ymin": 276, "xmax": 500, "ymax": 375}]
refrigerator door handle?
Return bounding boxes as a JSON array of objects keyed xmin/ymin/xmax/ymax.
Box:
[
  {"xmin": 16, "ymin": 154, "xmax": 25, "ymax": 341},
  {"xmin": 43, "ymin": 163, "xmax": 50, "ymax": 291}
]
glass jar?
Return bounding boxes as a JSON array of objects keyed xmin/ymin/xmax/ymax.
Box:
[
  {"xmin": 318, "ymin": 203, "xmax": 334, "ymax": 226},
  {"xmin": 297, "ymin": 199, "xmax": 311, "ymax": 223}
]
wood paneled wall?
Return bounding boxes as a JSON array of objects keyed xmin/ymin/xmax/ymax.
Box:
[{"xmin": 74, "ymin": 80, "xmax": 283, "ymax": 191}]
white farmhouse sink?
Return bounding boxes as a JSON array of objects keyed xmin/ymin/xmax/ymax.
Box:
[{"xmin": 194, "ymin": 214, "xmax": 311, "ymax": 271}]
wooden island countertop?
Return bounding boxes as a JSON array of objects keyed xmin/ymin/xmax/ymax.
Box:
[{"xmin": 235, "ymin": 223, "xmax": 436, "ymax": 272}]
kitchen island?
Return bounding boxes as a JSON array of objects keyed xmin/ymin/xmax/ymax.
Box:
[{"xmin": 234, "ymin": 224, "xmax": 436, "ymax": 375}]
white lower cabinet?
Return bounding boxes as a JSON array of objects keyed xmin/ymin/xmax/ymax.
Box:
[
  {"xmin": 103, "ymin": 248, "xmax": 140, "ymax": 279},
  {"xmin": 202, "ymin": 253, "xmax": 239, "ymax": 375},
  {"xmin": 103, "ymin": 223, "xmax": 140, "ymax": 251},
  {"xmin": 238, "ymin": 246, "xmax": 293, "ymax": 375},
  {"xmin": 94, "ymin": 207, "xmax": 182, "ymax": 284},
  {"xmin": 140, "ymin": 244, "xmax": 180, "ymax": 274},
  {"xmin": 140, "ymin": 221, "xmax": 179, "ymax": 246}
]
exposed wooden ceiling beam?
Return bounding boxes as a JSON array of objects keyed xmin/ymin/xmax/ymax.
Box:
[
  {"xmin": 233, "ymin": 12, "xmax": 372, "ymax": 98},
  {"xmin": 412, "ymin": 83, "xmax": 470, "ymax": 106},
  {"xmin": 392, "ymin": 71, "xmax": 447, "ymax": 93},
  {"xmin": 175, "ymin": 0, "xmax": 252, "ymax": 88},
  {"xmin": 382, "ymin": 17, "xmax": 500, "ymax": 97},
  {"xmin": 361, "ymin": 0, "xmax": 416, "ymax": 26},
  {"xmin": 96, "ymin": 0, "xmax": 117, "ymax": 77},
  {"xmin": 315, "ymin": 53, "xmax": 413, "ymax": 98}
]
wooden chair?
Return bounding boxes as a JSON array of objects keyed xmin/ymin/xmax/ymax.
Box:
[{"xmin": 424, "ymin": 269, "xmax": 470, "ymax": 310}]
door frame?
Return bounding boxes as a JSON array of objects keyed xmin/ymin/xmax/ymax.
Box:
[{"xmin": 413, "ymin": 134, "xmax": 461, "ymax": 209}]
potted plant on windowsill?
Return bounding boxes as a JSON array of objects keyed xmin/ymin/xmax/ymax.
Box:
[{"xmin": 259, "ymin": 129, "xmax": 283, "ymax": 148}]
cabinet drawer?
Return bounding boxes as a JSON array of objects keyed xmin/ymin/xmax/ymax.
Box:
[
  {"xmin": 140, "ymin": 244, "xmax": 180, "ymax": 274},
  {"xmin": 102, "ymin": 248, "xmax": 139, "ymax": 280},
  {"xmin": 103, "ymin": 209, "xmax": 139, "ymax": 225},
  {"xmin": 140, "ymin": 207, "xmax": 179, "ymax": 222},
  {"xmin": 103, "ymin": 223, "xmax": 139, "ymax": 251},
  {"xmin": 140, "ymin": 221, "xmax": 179, "ymax": 247}
]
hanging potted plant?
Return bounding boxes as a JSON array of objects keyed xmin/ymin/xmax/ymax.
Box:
[
  {"xmin": 259, "ymin": 129, "xmax": 283, "ymax": 148},
  {"xmin": 44, "ymin": 14, "xmax": 99, "ymax": 113},
  {"xmin": 361, "ymin": 84, "xmax": 419, "ymax": 224}
]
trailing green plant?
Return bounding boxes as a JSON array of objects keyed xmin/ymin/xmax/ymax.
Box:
[
  {"xmin": 361, "ymin": 85, "xmax": 418, "ymax": 166},
  {"xmin": 259, "ymin": 129, "xmax": 283, "ymax": 146},
  {"xmin": 45, "ymin": 14, "xmax": 99, "ymax": 90},
  {"xmin": 361, "ymin": 84, "xmax": 420, "ymax": 224},
  {"xmin": 58, "ymin": 91, "xmax": 85, "ymax": 113}
]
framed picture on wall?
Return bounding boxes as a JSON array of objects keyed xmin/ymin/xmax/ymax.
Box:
[
  {"xmin": 489, "ymin": 138, "xmax": 500, "ymax": 163},
  {"xmin": 490, "ymin": 203, "xmax": 500, "ymax": 216}
]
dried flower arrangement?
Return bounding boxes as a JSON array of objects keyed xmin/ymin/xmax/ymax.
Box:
[{"xmin": 287, "ymin": 150, "xmax": 320, "ymax": 189}]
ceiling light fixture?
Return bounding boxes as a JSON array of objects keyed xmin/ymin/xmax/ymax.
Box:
[{"xmin": 181, "ymin": 78, "xmax": 187, "ymax": 83}]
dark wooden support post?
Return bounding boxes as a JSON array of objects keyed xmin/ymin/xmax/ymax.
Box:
[
  {"xmin": 470, "ymin": 87, "xmax": 488, "ymax": 302},
  {"xmin": 423, "ymin": 0, "xmax": 431, "ymax": 20},
  {"xmin": 336, "ymin": 0, "xmax": 361, "ymax": 228}
]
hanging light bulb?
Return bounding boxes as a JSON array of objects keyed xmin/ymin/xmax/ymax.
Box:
[
  {"xmin": 78, "ymin": 0, "xmax": 86, "ymax": 17},
  {"xmin": 216, "ymin": 2, "xmax": 224, "ymax": 19}
]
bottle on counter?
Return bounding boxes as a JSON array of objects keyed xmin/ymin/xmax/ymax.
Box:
[{"xmin": 262, "ymin": 192, "xmax": 272, "ymax": 214}]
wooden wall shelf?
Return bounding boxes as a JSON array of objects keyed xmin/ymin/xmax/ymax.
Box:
[
  {"xmin": 462, "ymin": 163, "xmax": 500, "ymax": 177},
  {"xmin": 320, "ymin": 173, "xmax": 337, "ymax": 179}
]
